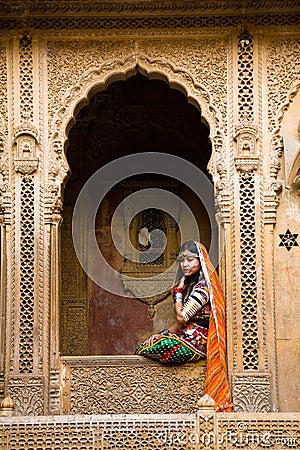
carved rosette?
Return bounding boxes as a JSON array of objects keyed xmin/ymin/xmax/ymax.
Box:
[
  {"xmin": 13, "ymin": 125, "xmax": 39, "ymax": 176},
  {"xmin": 232, "ymin": 374, "xmax": 271, "ymax": 412}
]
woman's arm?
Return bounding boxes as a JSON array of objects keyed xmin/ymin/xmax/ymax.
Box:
[
  {"xmin": 181, "ymin": 281, "xmax": 209, "ymax": 323},
  {"xmin": 174, "ymin": 302, "xmax": 185, "ymax": 327},
  {"xmin": 173, "ymin": 275, "xmax": 185, "ymax": 327},
  {"xmin": 141, "ymin": 277, "xmax": 186, "ymax": 346}
]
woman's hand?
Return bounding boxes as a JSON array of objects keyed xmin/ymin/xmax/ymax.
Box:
[
  {"xmin": 143, "ymin": 334, "xmax": 162, "ymax": 346},
  {"xmin": 176, "ymin": 315, "xmax": 185, "ymax": 327}
]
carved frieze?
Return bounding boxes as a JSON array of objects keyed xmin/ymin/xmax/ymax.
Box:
[
  {"xmin": 47, "ymin": 39, "xmax": 226, "ymax": 134},
  {"xmin": 0, "ymin": 45, "xmax": 7, "ymax": 128},
  {"xmin": 0, "ymin": 1, "xmax": 300, "ymax": 33},
  {"xmin": 139, "ymin": 38, "xmax": 227, "ymax": 123},
  {"xmin": 47, "ymin": 40, "xmax": 134, "ymax": 125},
  {"xmin": 1, "ymin": 1, "xmax": 300, "ymax": 18},
  {"xmin": 46, "ymin": 41, "xmax": 228, "ymax": 232},
  {"xmin": 61, "ymin": 356, "xmax": 206, "ymax": 415}
]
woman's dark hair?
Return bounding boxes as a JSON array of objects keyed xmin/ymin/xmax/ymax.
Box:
[{"xmin": 179, "ymin": 240, "xmax": 199, "ymax": 255}]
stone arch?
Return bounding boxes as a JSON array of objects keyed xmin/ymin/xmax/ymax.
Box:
[
  {"xmin": 48, "ymin": 53, "xmax": 227, "ymax": 196},
  {"xmin": 51, "ymin": 54, "xmax": 228, "ymax": 357}
]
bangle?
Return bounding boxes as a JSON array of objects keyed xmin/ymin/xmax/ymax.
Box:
[
  {"xmin": 159, "ymin": 329, "xmax": 169, "ymax": 335},
  {"xmin": 174, "ymin": 292, "xmax": 183, "ymax": 304},
  {"xmin": 174, "ymin": 287, "xmax": 183, "ymax": 294}
]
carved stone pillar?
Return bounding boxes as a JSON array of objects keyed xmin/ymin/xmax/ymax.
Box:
[
  {"xmin": 45, "ymin": 204, "xmax": 63, "ymax": 415},
  {"xmin": 230, "ymin": 31, "xmax": 276, "ymax": 411},
  {"xmin": 6, "ymin": 125, "xmax": 43, "ymax": 415},
  {"xmin": 3, "ymin": 36, "xmax": 48, "ymax": 416},
  {"xmin": 46, "ymin": 129, "xmax": 70, "ymax": 414}
]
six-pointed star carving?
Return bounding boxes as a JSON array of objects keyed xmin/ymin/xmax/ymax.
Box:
[{"xmin": 279, "ymin": 229, "xmax": 299, "ymax": 251}]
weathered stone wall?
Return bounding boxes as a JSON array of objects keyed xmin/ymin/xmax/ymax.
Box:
[{"xmin": 275, "ymin": 90, "xmax": 300, "ymax": 412}]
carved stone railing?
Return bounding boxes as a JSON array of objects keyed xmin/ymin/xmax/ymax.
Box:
[
  {"xmin": 60, "ymin": 356, "xmax": 207, "ymax": 415},
  {"xmin": 1, "ymin": 412, "xmax": 300, "ymax": 449}
]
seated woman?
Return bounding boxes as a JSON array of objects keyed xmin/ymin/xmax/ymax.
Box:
[{"xmin": 134, "ymin": 240, "xmax": 232, "ymax": 412}]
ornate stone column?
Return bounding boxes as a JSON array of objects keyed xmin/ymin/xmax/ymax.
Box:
[
  {"xmin": 230, "ymin": 31, "xmax": 277, "ymax": 411},
  {"xmin": 1, "ymin": 34, "xmax": 50, "ymax": 415}
]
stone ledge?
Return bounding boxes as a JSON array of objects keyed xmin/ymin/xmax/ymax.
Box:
[
  {"xmin": 60, "ymin": 354, "xmax": 207, "ymax": 366},
  {"xmin": 60, "ymin": 356, "xmax": 207, "ymax": 415}
]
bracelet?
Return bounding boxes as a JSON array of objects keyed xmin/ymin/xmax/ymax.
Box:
[
  {"xmin": 159, "ymin": 329, "xmax": 169, "ymax": 335},
  {"xmin": 174, "ymin": 292, "xmax": 183, "ymax": 304},
  {"xmin": 174, "ymin": 287, "xmax": 183, "ymax": 294}
]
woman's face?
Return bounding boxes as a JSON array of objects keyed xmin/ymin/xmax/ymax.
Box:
[{"xmin": 179, "ymin": 253, "xmax": 200, "ymax": 276}]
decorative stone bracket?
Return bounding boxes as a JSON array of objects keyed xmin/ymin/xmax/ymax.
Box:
[{"xmin": 234, "ymin": 157, "xmax": 259, "ymax": 173}]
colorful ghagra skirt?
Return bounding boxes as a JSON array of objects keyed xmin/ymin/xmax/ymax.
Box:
[{"xmin": 134, "ymin": 322, "xmax": 208, "ymax": 364}]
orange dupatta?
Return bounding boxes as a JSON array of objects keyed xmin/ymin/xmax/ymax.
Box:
[{"xmin": 196, "ymin": 242, "xmax": 233, "ymax": 412}]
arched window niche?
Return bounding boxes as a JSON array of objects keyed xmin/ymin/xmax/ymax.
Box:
[{"xmin": 60, "ymin": 73, "xmax": 214, "ymax": 357}]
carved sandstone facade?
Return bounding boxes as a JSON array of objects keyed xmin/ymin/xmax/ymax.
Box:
[{"xmin": 0, "ymin": 1, "xmax": 300, "ymax": 446}]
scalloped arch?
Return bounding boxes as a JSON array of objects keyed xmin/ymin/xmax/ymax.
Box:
[{"xmin": 49, "ymin": 53, "xmax": 226, "ymax": 184}]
